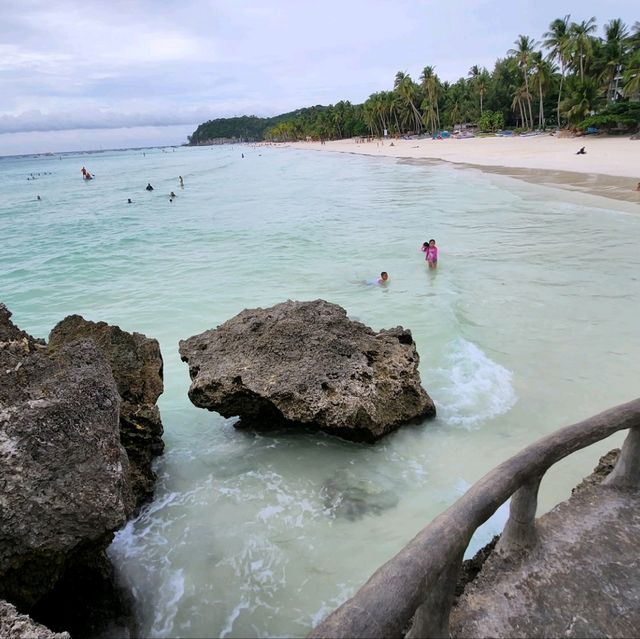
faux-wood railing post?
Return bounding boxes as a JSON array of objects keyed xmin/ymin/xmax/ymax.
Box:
[
  {"xmin": 407, "ymin": 550, "xmax": 464, "ymax": 639},
  {"xmin": 604, "ymin": 426, "xmax": 640, "ymax": 488},
  {"xmin": 496, "ymin": 474, "xmax": 542, "ymax": 556}
]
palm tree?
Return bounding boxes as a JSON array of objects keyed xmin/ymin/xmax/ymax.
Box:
[
  {"xmin": 560, "ymin": 77, "xmax": 602, "ymax": 125},
  {"xmin": 468, "ymin": 65, "xmax": 489, "ymax": 115},
  {"xmin": 600, "ymin": 19, "xmax": 630, "ymax": 103},
  {"xmin": 394, "ymin": 72, "xmax": 423, "ymax": 133},
  {"xmin": 508, "ymin": 35, "xmax": 538, "ymax": 129},
  {"xmin": 511, "ymin": 85, "xmax": 530, "ymax": 128},
  {"xmin": 543, "ymin": 15, "xmax": 571, "ymax": 127},
  {"xmin": 569, "ymin": 17, "xmax": 597, "ymax": 81},
  {"xmin": 531, "ymin": 53, "xmax": 555, "ymax": 129},
  {"xmin": 420, "ymin": 66, "xmax": 441, "ymax": 130},
  {"xmin": 623, "ymin": 50, "xmax": 640, "ymax": 98}
]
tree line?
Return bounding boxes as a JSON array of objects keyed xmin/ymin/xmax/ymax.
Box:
[{"xmin": 189, "ymin": 16, "xmax": 640, "ymax": 144}]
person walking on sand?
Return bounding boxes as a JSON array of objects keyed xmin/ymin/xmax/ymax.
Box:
[{"xmin": 421, "ymin": 239, "xmax": 438, "ymax": 269}]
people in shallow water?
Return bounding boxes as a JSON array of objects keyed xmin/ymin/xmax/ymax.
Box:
[
  {"xmin": 37, "ymin": 195, "xmax": 41, "ymax": 201},
  {"xmin": 146, "ymin": 183, "xmax": 154, "ymax": 191},
  {"xmin": 127, "ymin": 198, "xmax": 132, "ymax": 203},
  {"xmin": 421, "ymin": 239, "xmax": 438, "ymax": 269},
  {"xmin": 81, "ymin": 166, "xmax": 93, "ymax": 180},
  {"xmin": 170, "ymin": 191, "xmax": 176, "ymax": 198},
  {"xmin": 179, "ymin": 175, "xmax": 184, "ymax": 188},
  {"xmin": 377, "ymin": 271, "xmax": 389, "ymax": 284}
]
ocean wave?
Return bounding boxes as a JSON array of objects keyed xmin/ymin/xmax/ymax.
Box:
[{"xmin": 431, "ymin": 338, "xmax": 517, "ymax": 429}]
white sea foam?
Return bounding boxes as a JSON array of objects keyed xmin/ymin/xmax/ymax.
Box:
[
  {"xmin": 432, "ymin": 338, "xmax": 517, "ymax": 429},
  {"xmin": 149, "ymin": 569, "xmax": 185, "ymax": 637}
]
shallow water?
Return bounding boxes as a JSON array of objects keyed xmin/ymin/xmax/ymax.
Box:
[{"xmin": 1, "ymin": 145, "xmax": 639, "ymax": 637}]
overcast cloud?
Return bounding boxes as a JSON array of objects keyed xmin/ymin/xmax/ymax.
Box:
[{"xmin": 0, "ymin": 0, "xmax": 636, "ymax": 153}]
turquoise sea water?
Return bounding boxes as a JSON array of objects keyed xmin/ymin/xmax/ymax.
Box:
[{"xmin": 2, "ymin": 145, "xmax": 639, "ymax": 637}]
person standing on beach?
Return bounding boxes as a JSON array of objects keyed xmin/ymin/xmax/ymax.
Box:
[{"xmin": 421, "ymin": 239, "xmax": 438, "ymax": 268}]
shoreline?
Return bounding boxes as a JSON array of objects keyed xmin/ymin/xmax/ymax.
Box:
[{"xmin": 288, "ymin": 137, "xmax": 640, "ymax": 206}]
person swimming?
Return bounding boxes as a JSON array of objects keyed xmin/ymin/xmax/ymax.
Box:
[
  {"xmin": 170, "ymin": 191, "xmax": 176, "ymax": 198},
  {"xmin": 146, "ymin": 183, "xmax": 154, "ymax": 191},
  {"xmin": 127, "ymin": 198, "xmax": 132, "ymax": 203},
  {"xmin": 363, "ymin": 271, "xmax": 389, "ymax": 286}
]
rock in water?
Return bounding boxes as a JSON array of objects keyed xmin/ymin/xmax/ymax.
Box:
[
  {"xmin": 179, "ymin": 299, "xmax": 435, "ymax": 441},
  {"xmin": 49, "ymin": 315, "xmax": 165, "ymax": 507},
  {"xmin": 0, "ymin": 314, "xmax": 132, "ymax": 610}
]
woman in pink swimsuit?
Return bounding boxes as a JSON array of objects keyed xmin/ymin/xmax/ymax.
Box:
[{"xmin": 421, "ymin": 239, "xmax": 438, "ymax": 269}]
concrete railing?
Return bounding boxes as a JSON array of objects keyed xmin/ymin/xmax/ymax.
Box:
[{"xmin": 309, "ymin": 398, "xmax": 640, "ymax": 639}]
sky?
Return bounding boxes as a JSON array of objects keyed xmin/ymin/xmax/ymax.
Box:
[{"xmin": 0, "ymin": 0, "xmax": 637, "ymax": 155}]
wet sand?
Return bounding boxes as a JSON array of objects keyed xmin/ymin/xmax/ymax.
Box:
[{"xmin": 289, "ymin": 136, "xmax": 640, "ymax": 205}]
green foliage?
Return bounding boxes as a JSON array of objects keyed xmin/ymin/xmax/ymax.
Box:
[
  {"xmin": 188, "ymin": 14, "xmax": 640, "ymax": 143},
  {"xmin": 478, "ymin": 111, "xmax": 494, "ymax": 132},
  {"xmin": 189, "ymin": 108, "xmax": 332, "ymax": 144},
  {"xmin": 478, "ymin": 110, "xmax": 506, "ymax": 132},
  {"xmin": 478, "ymin": 110, "xmax": 504, "ymax": 133},
  {"xmin": 578, "ymin": 101, "xmax": 640, "ymax": 130}
]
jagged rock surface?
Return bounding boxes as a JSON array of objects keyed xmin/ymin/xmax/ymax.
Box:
[
  {"xmin": 179, "ymin": 299, "xmax": 435, "ymax": 441},
  {"xmin": 0, "ymin": 310, "xmax": 132, "ymax": 610},
  {"xmin": 0, "ymin": 600, "xmax": 70, "ymax": 639},
  {"xmin": 0, "ymin": 305, "xmax": 146, "ymax": 636},
  {"xmin": 49, "ymin": 314, "xmax": 164, "ymax": 507}
]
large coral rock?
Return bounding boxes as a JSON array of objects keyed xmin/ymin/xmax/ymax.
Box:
[
  {"xmin": 179, "ymin": 299, "xmax": 435, "ymax": 441},
  {"xmin": 49, "ymin": 315, "xmax": 164, "ymax": 507},
  {"xmin": 0, "ymin": 600, "xmax": 70, "ymax": 639},
  {"xmin": 0, "ymin": 308, "xmax": 132, "ymax": 610}
]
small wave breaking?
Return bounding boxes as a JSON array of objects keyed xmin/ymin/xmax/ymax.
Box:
[{"xmin": 430, "ymin": 338, "xmax": 517, "ymax": 429}]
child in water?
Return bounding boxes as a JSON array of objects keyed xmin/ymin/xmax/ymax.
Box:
[
  {"xmin": 421, "ymin": 239, "xmax": 438, "ymax": 268},
  {"xmin": 377, "ymin": 271, "xmax": 389, "ymax": 284}
]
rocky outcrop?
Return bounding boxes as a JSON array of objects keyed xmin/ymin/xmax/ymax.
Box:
[
  {"xmin": 0, "ymin": 600, "xmax": 70, "ymax": 639},
  {"xmin": 0, "ymin": 309, "xmax": 132, "ymax": 625},
  {"xmin": 49, "ymin": 314, "xmax": 164, "ymax": 507},
  {"xmin": 179, "ymin": 299, "xmax": 435, "ymax": 441},
  {"xmin": 0, "ymin": 304, "xmax": 163, "ymax": 637}
]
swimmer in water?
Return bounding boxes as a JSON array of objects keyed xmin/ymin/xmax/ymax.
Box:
[
  {"xmin": 179, "ymin": 176, "xmax": 184, "ymax": 188},
  {"xmin": 170, "ymin": 191, "xmax": 176, "ymax": 198},
  {"xmin": 37, "ymin": 195, "xmax": 41, "ymax": 201},
  {"xmin": 378, "ymin": 271, "xmax": 389, "ymax": 284},
  {"xmin": 146, "ymin": 183, "xmax": 154, "ymax": 191},
  {"xmin": 127, "ymin": 198, "xmax": 132, "ymax": 204}
]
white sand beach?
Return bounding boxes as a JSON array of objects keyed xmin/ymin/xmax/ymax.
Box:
[{"xmin": 290, "ymin": 135, "xmax": 640, "ymax": 203}]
